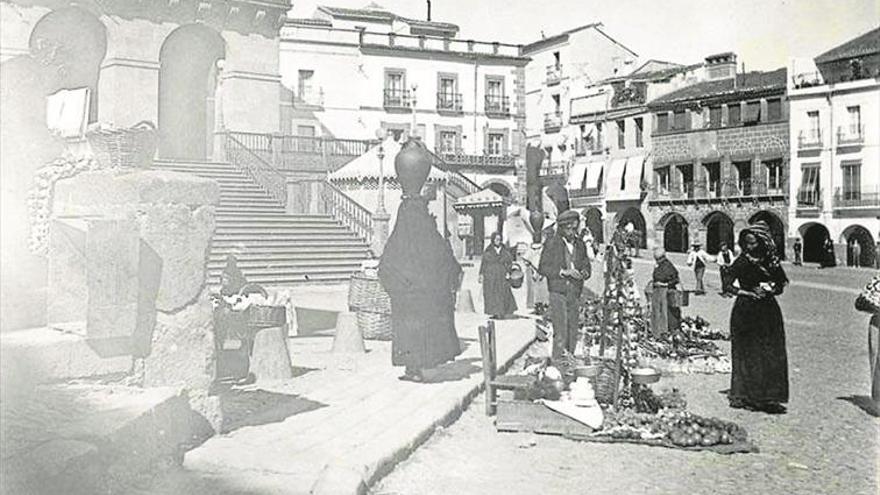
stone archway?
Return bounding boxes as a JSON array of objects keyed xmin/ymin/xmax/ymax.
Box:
[
  {"xmin": 703, "ymin": 211, "xmax": 734, "ymax": 254},
  {"xmin": 484, "ymin": 181, "xmax": 512, "ymax": 200},
  {"xmin": 616, "ymin": 207, "xmax": 647, "ymax": 249},
  {"xmin": 159, "ymin": 24, "xmax": 225, "ymax": 160},
  {"xmin": 842, "ymin": 224, "xmax": 876, "ymax": 267},
  {"xmin": 662, "ymin": 213, "xmax": 689, "ymax": 253},
  {"xmin": 583, "ymin": 207, "xmax": 604, "ymax": 244},
  {"xmin": 800, "ymin": 222, "xmax": 830, "ymax": 263},
  {"xmin": 749, "ymin": 210, "xmax": 786, "ymax": 260},
  {"xmin": 29, "ymin": 7, "xmax": 107, "ymax": 123}
]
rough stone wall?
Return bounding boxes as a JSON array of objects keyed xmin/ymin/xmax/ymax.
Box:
[{"xmin": 652, "ymin": 122, "xmax": 789, "ymax": 165}]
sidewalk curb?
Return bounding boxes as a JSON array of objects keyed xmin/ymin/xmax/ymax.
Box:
[{"xmin": 310, "ymin": 324, "xmax": 537, "ymax": 495}]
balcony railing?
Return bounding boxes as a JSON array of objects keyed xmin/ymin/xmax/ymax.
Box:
[
  {"xmin": 436, "ymin": 92, "xmax": 463, "ymax": 112},
  {"xmin": 798, "ymin": 129, "xmax": 822, "ymax": 149},
  {"xmin": 545, "ymin": 64, "xmax": 562, "ymax": 85},
  {"xmin": 837, "ymin": 125, "xmax": 865, "ymax": 145},
  {"xmin": 574, "ymin": 138, "xmax": 588, "ymax": 156},
  {"xmin": 384, "ymin": 88, "xmax": 412, "ymax": 109},
  {"xmin": 226, "ymin": 131, "xmax": 374, "ymax": 173},
  {"xmin": 485, "ymin": 95, "xmax": 510, "ymax": 116},
  {"xmin": 791, "ymin": 71, "xmax": 823, "ymax": 89},
  {"xmin": 569, "ymin": 186, "xmax": 604, "ymax": 198},
  {"xmin": 544, "ymin": 111, "xmax": 563, "ymax": 133},
  {"xmin": 834, "ymin": 186, "xmax": 880, "ymax": 208},
  {"xmin": 539, "ymin": 161, "xmax": 567, "ymax": 177},
  {"xmin": 797, "ymin": 187, "xmax": 822, "ymax": 208},
  {"xmin": 435, "ymin": 150, "xmax": 515, "ymax": 168}
]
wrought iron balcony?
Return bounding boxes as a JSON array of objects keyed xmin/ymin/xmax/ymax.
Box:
[
  {"xmin": 796, "ymin": 187, "xmax": 823, "ymax": 208},
  {"xmin": 798, "ymin": 129, "xmax": 822, "ymax": 149},
  {"xmin": 539, "ymin": 161, "xmax": 567, "ymax": 177},
  {"xmin": 544, "ymin": 111, "xmax": 563, "ymax": 133},
  {"xmin": 545, "ymin": 64, "xmax": 562, "ymax": 85},
  {"xmin": 569, "ymin": 186, "xmax": 604, "ymax": 199},
  {"xmin": 435, "ymin": 149, "xmax": 515, "ymax": 168},
  {"xmin": 485, "ymin": 95, "xmax": 510, "ymax": 116},
  {"xmin": 436, "ymin": 92, "xmax": 463, "ymax": 113},
  {"xmin": 837, "ymin": 125, "xmax": 864, "ymax": 146},
  {"xmin": 834, "ymin": 186, "xmax": 880, "ymax": 208},
  {"xmin": 383, "ymin": 88, "xmax": 412, "ymax": 109}
]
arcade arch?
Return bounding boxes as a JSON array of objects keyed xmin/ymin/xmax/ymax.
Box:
[
  {"xmin": 703, "ymin": 211, "xmax": 734, "ymax": 254},
  {"xmin": 841, "ymin": 224, "xmax": 876, "ymax": 267},
  {"xmin": 616, "ymin": 207, "xmax": 646, "ymax": 249},
  {"xmin": 661, "ymin": 213, "xmax": 689, "ymax": 253},
  {"xmin": 800, "ymin": 222, "xmax": 830, "ymax": 263}
]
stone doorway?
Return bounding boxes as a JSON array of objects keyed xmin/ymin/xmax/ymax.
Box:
[
  {"xmin": 663, "ymin": 213, "xmax": 689, "ymax": 253},
  {"xmin": 801, "ymin": 223, "xmax": 830, "ymax": 263},
  {"xmin": 158, "ymin": 24, "xmax": 225, "ymax": 160},
  {"xmin": 616, "ymin": 207, "xmax": 646, "ymax": 248},
  {"xmin": 842, "ymin": 224, "xmax": 875, "ymax": 267},
  {"xmin": 704, "ymin": 211, "xmax": 734, "ymax": 255}
]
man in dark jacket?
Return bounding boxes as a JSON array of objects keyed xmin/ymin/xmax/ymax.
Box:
[{"xmin": 538, "ymin": 210, "xmax": 591, "ymax": 360}]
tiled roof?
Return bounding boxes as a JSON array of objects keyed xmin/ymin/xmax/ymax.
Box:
[
  {"xmin": 815, "ymin": 27, "xmax": 880, "ymax": 64},
  {"xmin": 521, "ymin": 22, "xmax": 603, "ymax": 54},
  {"xmin": 399, "ymin": 16, "xmax": 459, "ymax": 33},
  {"xmin": 648, "ymin": 68, "xmax": 787, "ymax": 106},
  {"xmin": 286, "ymin": 17, "xmax": 333, "ymax": 27},
  {"xmin": 316, "ymin": 4, "xmax": 459, "ymax": 32}
]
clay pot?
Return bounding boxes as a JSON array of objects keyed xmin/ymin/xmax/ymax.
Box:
[
  {"xmin": 529, "ymin": 210, "xmax": 545, "ymax": 242},
  {"xmin": 394, "ymin": 139, "xmax": 432, "ymax": 197}
]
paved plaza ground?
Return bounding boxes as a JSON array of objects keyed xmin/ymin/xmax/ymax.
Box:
[{"xmin": 374, "ymin": 258, "xmax": 879, "ymax": 495}]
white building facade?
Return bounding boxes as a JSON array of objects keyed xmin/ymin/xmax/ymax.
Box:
[{"xmin": 788, "ymin": 28, "xmax": 880, "ymax": 267}]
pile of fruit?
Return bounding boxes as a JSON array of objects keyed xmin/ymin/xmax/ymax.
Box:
[
  {"xmin": 680, "ymin": 316, "xmax": 728, "ymax": 341},
  {"xmin": 598, "ymin": 409, "xmax": 748, "ymax": 449}
]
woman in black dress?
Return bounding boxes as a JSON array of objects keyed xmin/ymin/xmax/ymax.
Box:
[
  {"xmin": 723, "ymin": 221, "xmax": 790, "ymax": 414},
  {"xmin": 479, "ymin": 232, "xmax": 518, "ymax": 319}
]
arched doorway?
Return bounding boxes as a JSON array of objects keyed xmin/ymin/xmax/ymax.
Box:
[
  {"xmin": 842, "ymin": 225, "xmax": 876, "ymax": 267},
  {"xmin": 159, "ymin": 24, "xmax": 225, "ymax": 160},
  {"xmin": 583, "ymin": 207, "xmax": 604, "ymax": 243},
  {"xmin": 485, "ymin": 182, "xmax": 512, "ymax": 200},
  {"xmin": 617, "ymin": 207, "xmax": 647, "ymax": 249},
  {"xmin": 30, "ymin": 7, "xmax": 107, "ymax": 123},
  {"xmin": 749, "ymin": 211, "xmax": 786, "ymax": 260},
  {"xmin": 662, "ymin": 213, "xmax": 689, "ymax": 253},
  {"xmin": 801, "ymin": 223, "xmax": 830, "ymax": 263},
  {"xmin": 704, "ymin": 211, "xmax": 734, "ymax": 254}
]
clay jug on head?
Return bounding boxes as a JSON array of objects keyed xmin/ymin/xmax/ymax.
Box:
[
  {"xmin": 395, "ymin": 138, "xmax": 432, "ymax": 197},
  {"xmin": 529, "ymin": 210, "xmax": 545, "ymax": 244}
]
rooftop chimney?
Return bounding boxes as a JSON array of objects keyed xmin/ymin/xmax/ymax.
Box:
[
  {"xmin": 427, "ymin": 0, "xmax": 431, "ymax": 21},
  {"xmin": 704, "ymin": 52, "xmax": 737, "ymax": 81}
]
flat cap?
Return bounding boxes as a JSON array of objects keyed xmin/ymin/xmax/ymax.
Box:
[{"xmin": 557, "ymin": 209, "xmax": 580, "ymax": 225}]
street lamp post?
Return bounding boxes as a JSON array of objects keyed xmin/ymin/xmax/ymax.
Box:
[
  {"xmin": 410, "ymin": 83, "xmax": 418, "ymax": 138},
  {"xmin": 372, "ymin": 129, "xmax": 390, "ymax": 255},
  {"xmin": 375, "ymin": 129, "xmax": 387, "ymax": 215}
]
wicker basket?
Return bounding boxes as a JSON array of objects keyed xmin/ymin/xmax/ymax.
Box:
[
  {"xmin": 348, "ymin": 271, "xmax": 391, "ymax": 313},
  {"xmin": 247, "ymin": 305, "xmax": 287, "ymax": 329},
  {"xmin": 87, "ymin": 120, "xmax": 157, "ymax": 169},
  {"xmin": 594, "ymin": 358, "xmax": 622, "ymax": 404},
  {"xmin": 357, "ymin": 310, "xmax": 392, "ymax": 340}
]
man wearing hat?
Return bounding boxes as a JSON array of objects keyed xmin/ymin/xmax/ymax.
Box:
[
  {"xmin": 538, "ymin": 209, "xmax": 591, "ymax": 360},
  {"xmin": 686, "ymin": 241, "xmax": 715, "ymax": 295}
]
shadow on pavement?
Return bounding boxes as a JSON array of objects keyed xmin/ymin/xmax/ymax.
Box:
[
  {"xmin": 422, "ymin": 357, "xmax": 482, "ymax": 384},
  {"xmin": 219, "ymin": 389, "xmax": 327, "ymax": 433},
  {"xmin": 837, "ymin": 395, "xmax": 879, "ymax": 417}
]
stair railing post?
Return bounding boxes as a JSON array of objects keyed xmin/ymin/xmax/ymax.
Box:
[{"xmin": 321, "ymin": 136, "xmax": 328, "ymax": 172}]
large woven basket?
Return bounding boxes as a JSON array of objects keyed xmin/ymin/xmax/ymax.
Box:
[
  {"xmin": 348, "ymin": 271, "xmax": 391, "ymax": 313},
  {"xmin": 357, "ymin": 310, "xmax": 392, "ymax": 340},
  {"xmin": 87, "ymin": 121, "xmax": 157, "ymax": 169},
  {"xmin": 594, "ymin": 358, "xmax": 622, "ymax": 404}
]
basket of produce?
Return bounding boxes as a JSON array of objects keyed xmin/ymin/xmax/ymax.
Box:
[
  {"xmin": 594, "ymin": 358, "xmax": 622, "ymax": 404},
  {"xmin": 356, "ymin": 310, "xmax": 392, "ymax": 340},
  {"xmin": 630, "ymin": 367, "xmax": 661, "ymax": 385},
  {"xmin": 348, "ymin": 271, "xmax": 391, "ymax": 313},
  {"xmin": 86, "ymin": 120, "xmax": 157, "ymax": 169}
]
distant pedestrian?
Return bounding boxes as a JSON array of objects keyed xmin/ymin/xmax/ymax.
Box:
[
  {"xmin": 686, "ymin": 242, "xmax": 714, "ymax": 294},
  {"xmin": 479, "ymin": 232, "xmax": 518, "ymax": 319},
  {"xmin": 538, "ymin": 210, "xmax": 591, "ymax": 360},
  {"xmin": 650, "ymin": 247, "xmax": 682, "ymax": 337},
  {"xmin": 819, "ymin": 237, "xmax": 836, "ymax": 268},
  {"xmin": 717, "ymin": 242, "xmax": 735, "ymax": 295},
  {"xmin": 855, "ymin": 274, "xmax": 880, "ymax": 413},
  {"xmin": 724, "ymin": 221, "xmax": 789, "ymax": 414},
  {"xmin": 853, "ymin": 240, "xmax": 862, "ymax": 268},
  {"xmin": 793, "ymin": 238, "xmax": 803, "ymax": 266}
]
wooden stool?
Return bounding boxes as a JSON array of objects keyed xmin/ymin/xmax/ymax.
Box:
[{"xmin": 478, "ymin": 320, "xmax": 533, "ymax": 416}]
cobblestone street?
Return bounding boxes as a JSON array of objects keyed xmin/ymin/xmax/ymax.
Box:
[{"xmin": 374, "ymin": 260, "xmax": 880, "ymax": 495}]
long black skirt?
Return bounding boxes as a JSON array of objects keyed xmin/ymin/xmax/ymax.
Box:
[
  {"xmin": 390, "ymin": 291, "xmax": 462, "ymax": 370},
  {"xmin": 729, "ymin": 295, "xmax": 789, "ymax": 403}
]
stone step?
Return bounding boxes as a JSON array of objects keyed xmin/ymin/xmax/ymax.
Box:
[
  {"xmin": 208, "ymin": 248, "xmax": 368, "ymax": 261},
  {"xmin": 207, "ymin": 257, "xmax": 363, "ymax": 271},
  {"xmin": 210, "ymin": 240, "xmax": 369, "ymax": 251},
  {"xmin": 217, "ymin": 183, "xmax": 265, "ymax": 191},
  {"xmin": 214, "ymin": 215, "xmax": 336, "ymax": 224},
  {"xmin": 205, "ymin": 272, "xmax": 354, "ymax": 286},
  {"xmin": 214, "ymin": 225, "xmax": 348, "ymax": 235},
  {"xmin": 215, "ymin": 207, "xmax": 287, "ymax": 215},
  {"xmin": 213, "ymin": 232, "xmax": 361, "ymax": 242},
  {"xmin": 207, "ymin": 264, "xmax": 361, "ymax": 279},
  {"xmin": 217, "ymin": 200, "xmax": 283, "ymax": 208},
  {"xmin": 218, "ymin": 192, "xmax": 275, "ymax": 201}
]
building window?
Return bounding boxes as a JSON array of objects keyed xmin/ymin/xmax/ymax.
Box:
[
  {"xmin": 384, "ymin": 69, "xmax": 407, "ymax": 106},
  {"xmin": 807, "ymin": 110, "xmax": 820, "ymax": 139},
  {"xmin": 709, "ymin": 106, "xmax": 722, "ymax": 128},
  {"xmin": 764, "ymin": 159, "xmax": 783, "ymax": 192},
  {"xmin": 551, "ymin": 94, "xmax": 561, "ymax": 114},
  {"xmin": 677, "ymin": 163, "xmax": 694, "ymax": 197},
  {"xmin": 798, "ymin": 164, "xmax": 820, "ymax": 205},
  {"xmin": 847, "ymin": 106, "xmax": 861, "ymax": 135},
  {"xmin": 437, "ymin": 74, "xmax": 458, "ymax": 110},
  {"xmin": 767, "ymin": 98, "xmax": 782, "ymax": 121},
  {"xmin": 704, "ymin": 162, "xmax": 721, "ymax": 197},
  {"xmin": 439, "ymin": 131, "xmax": 458, "ymax": 153},
  {"xmin": 298, "ymin": 70, "xmax": 314, "ymax": 100},
  {"xmin": 553, "ymin": 51, "xmax": 561, "ymax": 68},
  {"xmin": 734, "ymin": 160, "xmax": 752, "ymax": 195},
  {"xmin": 656, "ymin": 112, "xmax": 669, "ymax": 133},
  {"xmin": 635, "ymin": 117, "xmax": 644, "ymax": 147},
  {"xmin": 656, "ymin": 167, "xmax": 670, "ymax": 193},
  {"xmin": 728, "ymin": 103, "xmax": 741, "ymax": 126},
  {"xmin": 842, "ymin": 160, "xmax": 861, "ymax": 200},
  {"xmin": 672, "ymin": 110, "xmax": 686, "ymax": 131},
  {"xmin": 617, "ymin": 120, "xmax": 626, "ymax": 149},
  {"xmin": 487, "ymin": 132, "xmax": 505, "ymax": 155},
  {"xmin": 744, "ymin": 100, "xmax": 761, "ymax": 124},
  {"xmin": 594, "ymin": 121, "xmax": 604, "ymax": 152}
]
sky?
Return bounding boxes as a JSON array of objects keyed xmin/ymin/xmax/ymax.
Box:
[{"xmin": 289, "ymin": 0, "xmax": 880, "ymax": 70}]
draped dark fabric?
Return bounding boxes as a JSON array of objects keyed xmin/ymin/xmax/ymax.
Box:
[
  {"xmin": 480, "ymin": 245, "xmax": 517, "ymax": 316},
  {"xmin": 652, "ymin": 257, "xmax": 680, "ymax": 286},
  {"xmin": 378, "ymin": 198, "xmax": 462, "ymax": 370},
  {"xmin": 723, "ymin": 255, "xmax": 790, "ymax": 404}
]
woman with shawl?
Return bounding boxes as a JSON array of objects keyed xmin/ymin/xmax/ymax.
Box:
[
  {"xmin": 723, "ymin": 221, "xmax": 790, "ymax": 414},
  {"xmin": 479, "ymin": 232, "xmax": 518, "ymax": 319},
  {"xmin": 378, "ymin": 140, "xmax": 463, "ymax": 382}
]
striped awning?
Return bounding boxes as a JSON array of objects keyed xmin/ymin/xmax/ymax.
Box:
[{"xmin": 454, "ymin": 188, "xmax": 505, "ymax": 211}]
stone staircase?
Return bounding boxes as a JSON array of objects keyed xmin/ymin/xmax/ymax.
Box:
[{"xmin": 153, "ymin": 159, "xmax": 369, "ymax": 286}]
